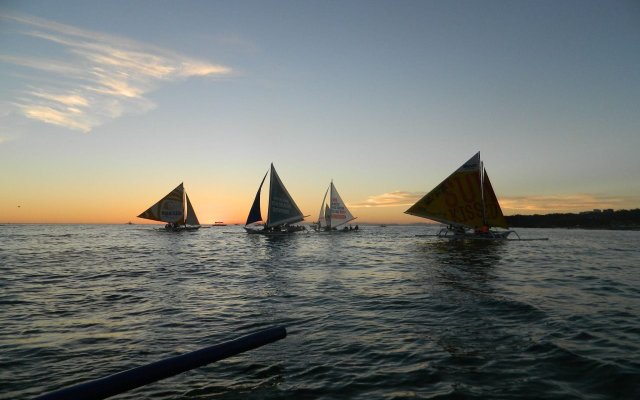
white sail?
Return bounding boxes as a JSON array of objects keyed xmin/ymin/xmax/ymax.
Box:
[
  {"xmin": 329, "ymin": 182, "xmax": 355, "ymax": 228},
  {"xmin": 315, "ymin": 181, "xmax": 356, "ymax": 230}
]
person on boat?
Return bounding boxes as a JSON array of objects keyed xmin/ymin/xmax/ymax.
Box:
[
  {"xmin": 354, "ymin": 225, "xmax": 359, "ymax": 230},
  {"xmin": 475, "ymin": 224, "xmax": 490, "ymax": 234}
]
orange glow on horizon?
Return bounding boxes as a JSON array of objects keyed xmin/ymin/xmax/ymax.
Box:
[{"xmin": 2, "ymin": 183, "xmax": 638, "ymax": 225}]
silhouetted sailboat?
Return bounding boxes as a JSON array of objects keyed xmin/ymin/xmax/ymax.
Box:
[
  {"xmin": 405, "ymin": 152, "xmax": 517, "ymax": 240},
  {"xmin": 315, "ymin": 181, "xmax": 357, "ymax": 231},
  {"xmin": 138, "ymin": 183, "xmax": 201, "ymax": 231},
  {"xmin": 245, "ymin": 164, "xmax": 306, "ymax": 234}
]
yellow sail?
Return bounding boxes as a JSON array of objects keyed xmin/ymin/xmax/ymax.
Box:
[
  {"xmin": 405, "ymin": 152, "xmax": 507, "ymax": 229},
  {"xmin": 137, "ymin": 183, "xmax": 185, "ymax": 223}
]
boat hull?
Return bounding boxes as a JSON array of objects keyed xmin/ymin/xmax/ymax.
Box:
[
  {"xmin": 165, "ymin": 225, "xmax": 201, "ymax": 232},
  {"xmin": 244, "ymin": 226, "xmax": 305, "ymax": 235},
  {"xmin": 313, "ymin": 227, "xmax": 359, "ymax": 233}
]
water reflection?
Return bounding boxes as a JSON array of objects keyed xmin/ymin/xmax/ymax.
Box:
[{"xmin": 415, "ymin": 239, "xmax": 505, "ymax": 297}]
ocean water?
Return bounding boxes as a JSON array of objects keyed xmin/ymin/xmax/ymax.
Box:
[{"xmin": 1, "ymin": 224, "xmax": 639, "ymax": 400}]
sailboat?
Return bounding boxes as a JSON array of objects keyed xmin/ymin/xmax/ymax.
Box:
[
  {"xmin": 405, "ymin": 152, "xmax": 517, "ymax": 240},
  {"xmin": 315, "ymin": 181, "xmax": 357, "ymax": 232},
  {"xmin": 244, "ymin": 164, "xmax": 306, "ymax": 234},
  {"xmin": 138, "ymin": 183, "xmax": 201, "ymax": 231}
]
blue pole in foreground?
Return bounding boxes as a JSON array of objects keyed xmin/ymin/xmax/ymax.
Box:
[{"xmin": 34, "ymin": 326, "xmax": 287, "ymax": 400}]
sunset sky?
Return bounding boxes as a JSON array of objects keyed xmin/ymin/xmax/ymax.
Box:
[{"xmin": 1, "ymin": 0, "xmax": 639, "ymax": 224}]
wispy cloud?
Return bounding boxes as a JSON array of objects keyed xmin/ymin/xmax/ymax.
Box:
[
  {"xmin": 0, "ymin": 12, "xmax": 232, "ymax": 132},
  {"xmin": 350, "ymin": 191, "xmax": 424, "ymax": 208},
  {"xmin": 500, "ymin": 194, "xmax": 640, "ymax": 213}
]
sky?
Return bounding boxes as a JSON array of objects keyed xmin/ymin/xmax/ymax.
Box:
[{"xmin": 1, "ymin": 0, "xmax": 639, "ymax": 224}]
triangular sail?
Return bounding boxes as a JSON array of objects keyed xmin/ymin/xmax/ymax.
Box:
[
  {"xmin": 138, "ymin": 183, "xmax": 185, "ymax": 223},
  {"xmin": 266, "ymin": 164, "xmax": 304, "ymax": 227},
  {"xmin": 482, "ymin": 169, "xmax": 508, "ymax": 228},
  {"xmin": 318, "ymin": 185, "xmax": 329, "ymax": 228},
  {"xmin": 246, "ymin": 170, "xmax": 268, "ymax": 226},
  {"xmin": 405, "ymin": 152, "xmax": 488, "ymax": 229},
  {"xmin": 185, "ymin": 193, "xmax": 200, "ymax": 226},
  {"xmin": 329, "ymin": 182, "xmax": 355, "ymax": 228}
]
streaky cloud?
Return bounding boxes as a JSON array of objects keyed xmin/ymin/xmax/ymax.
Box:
[
  {"xmin": 500, "ymin": 194, "xmax": 640, "ymax": 213},
  {"xmin": 30, "ymin": 90, "xmax": 89, "ymax": 107},
  {"xmin": 350, "ymin": 191, "xmax": 424, "ymax": 208},
  {"xmin": 180, "ymin": 62, "xmax": 232, "ymax": 77},
  {"xmin": 0, "ymin": 55, "xmax": 82, "ymax": 75},
  {"xmin": 20, "ymin": 105, "xmax": 92, "ymax": 133},
  {"xmin": 0, "ymin": 11, "xmax": 233, "ymax": 132}
]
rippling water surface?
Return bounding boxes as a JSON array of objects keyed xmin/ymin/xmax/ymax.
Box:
[{"xmin": 1, "ymin": 224, "xmax": 639, "ymax": 399}]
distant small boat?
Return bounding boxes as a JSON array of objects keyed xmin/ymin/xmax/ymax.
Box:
[
  {"xmin": 126, "ymin": 221, "xmax": 133, "ymax": 225},
  {"xmin": 137, "ymin": 183, "xmax": 201, "ymax": 231},
  {"xmin": 212, "ymin": 221, "xmax": 227, "ymax": 227},
  {"xmin": 405, "ymin": 152, "xmax": 518, "ymax": 240},
  {"xmin": 314, "ymin": 181, "xmax": 357, "ymax": 232},
  {"xmin": 245, "ymin": 164, "xmax": 306, "ymax": 234}
]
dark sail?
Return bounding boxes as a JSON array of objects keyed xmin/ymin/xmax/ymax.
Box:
[
  {"xmin": 482, "ymin": 169, "xmax": 508, "ymax": 228},
  {"xmin": 266, "ymin": 164, "xmax": 304, "ymax": 227},
  {"xmin": 245, "ymin": 170, "xmax": 268, "ymax": 226},
  {"xmin": 185, "ymin": 193, "xmax": 200, "ymax": 226}
]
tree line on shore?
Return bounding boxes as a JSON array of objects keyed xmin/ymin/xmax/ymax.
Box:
[{"xmin": 505, "ymin": 209, "xmax": 640, "ymax": 230}]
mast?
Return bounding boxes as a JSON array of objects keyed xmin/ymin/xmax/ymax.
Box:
[
  {"xmin": 266, "ymin": 163, "xmax": 275, "ymax": 227},
  {"xmin": 330, "ymin": 181, "xmax": 336, "ymax": 229},
  {"xmin": 480, "ymin": 156, "xmax": 487, "ymax": 226}
]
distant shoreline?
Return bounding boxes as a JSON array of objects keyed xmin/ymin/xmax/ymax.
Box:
[
  {"xmin": 505, "ymin": 208, "xmax": 640, "ymax": 230},
  {"xmin": 3, "ymin": 209, "xmax": 640, "ymax": 230}
]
